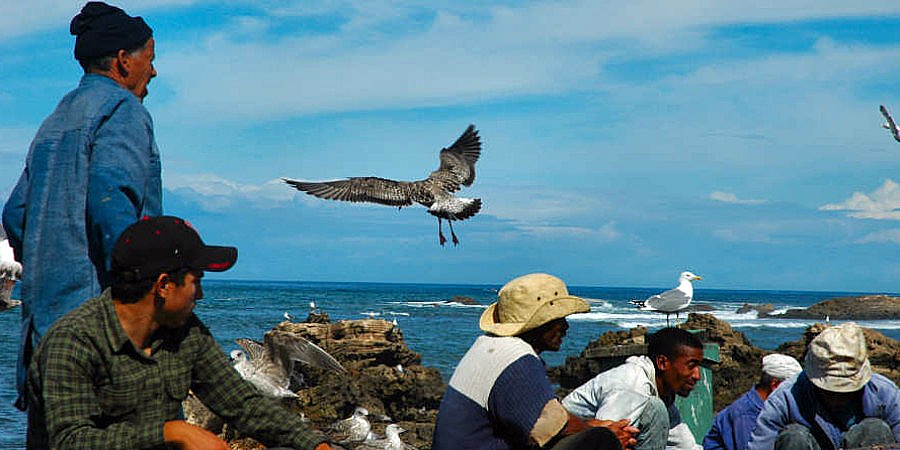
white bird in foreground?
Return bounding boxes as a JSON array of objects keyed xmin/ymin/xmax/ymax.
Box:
[
  {"xmin": 282, "ymin": 125, "xmax": 482, "ymax": 246},
  {"xmin": 358, "ymin": 424, "xmax": 417, "ymax": 450},
  {"xmin": 880, "ymin": 104, "xmax": 900, "ymax": 143},
  {"xmin": 230, "ymin": 330, "xmax": 347, "ymax": 398},
  {"xmin": 0, "ymin": 239, "xmax": 22, "ymax": 281},
  {"xmin": 632, "ymin": 271, "xmax": 702, "ymax": 326},
  {"xmin": 331, "ymin": 406, "xmax": 372, "ymax": 444}
]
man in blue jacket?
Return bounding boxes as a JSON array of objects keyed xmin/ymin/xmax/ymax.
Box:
[
  {"xmin": 2, "ymin": 1, "xmax": 161, "ymax": 410},
  {"xmin": 748, "ymin": 323, "xmax": 900, "ymax": 450},
  {"xmin": 702, "ymin": 353, "xmax": 801, "ymax": 450}
]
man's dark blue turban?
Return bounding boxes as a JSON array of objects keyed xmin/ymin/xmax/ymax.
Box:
[{"xmin": 70, "ymin": 2, "xmax": 152, "ymax": 61}]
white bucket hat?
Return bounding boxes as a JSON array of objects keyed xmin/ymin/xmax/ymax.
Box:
[
  {"xmin": 805, "ymin": 322, "xmax": 872, "ymax": 393},
  {"xmin": 480, "ymin": 273, "xmax": 590, "ymax": 337}
]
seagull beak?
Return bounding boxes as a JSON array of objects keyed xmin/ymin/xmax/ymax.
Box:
[{"xmin": 694, "ymin": 276, "xmax": 702, "ymax": 281}]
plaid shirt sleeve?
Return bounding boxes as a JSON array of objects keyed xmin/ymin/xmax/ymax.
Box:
[
  {"xmin": 189, "ymin": 325, "xmax": 328, "ymax": 450},
  {"xmin": 39, "ymin": 327, "xmax": 166, "ymax": 450}
]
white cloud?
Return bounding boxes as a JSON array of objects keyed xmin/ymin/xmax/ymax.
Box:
[
  {"xmin": 518, "ymin": 221, "xmax": 621, "ymax": 241},
  {"xmin": 855, "ymin": 229, "xmax": 900, "ymax": 245},
  {"xmin": 164, "ymin": 173, "xmax": 298, "ymax": 211},
  {"xmin": 709, "ymin": 191, "xmax": 765, "ymax": 205},
  {"xmin": 819, "ymin": 179, "xmax": 900, "ymax": 220}
]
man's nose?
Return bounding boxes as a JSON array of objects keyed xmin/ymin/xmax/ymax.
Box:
[{"xmin": 692, "ymin": 367, "xmax": 702, "ymax": 381}]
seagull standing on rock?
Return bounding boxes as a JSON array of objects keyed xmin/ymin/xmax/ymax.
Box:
[
  {"xmin": 631, "ymin": 271, "xmax": 702, "ymax": 326},
  {"xmin": 331, "ymin": 406, "xmax": 373, "ymax": 444},
  {"xmin": 283, "ymin": 125, "xmax": 483, "ymax": 246},
  {"xmin": 358, "ymin": 424, "xmax": 417, "ymax": 450}
]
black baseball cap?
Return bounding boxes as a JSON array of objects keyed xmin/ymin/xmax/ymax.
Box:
[{"xmin": 111, "ymin": 216, "xmax": 236, "ymax": 281}]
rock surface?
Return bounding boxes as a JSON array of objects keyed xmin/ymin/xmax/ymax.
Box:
[
  {"xmin": 450, "ymin": 295, "xmax": 479, "ymax": 305},
  {"xmin": 736, "ymin": 303, "xmax": 774, "ymax": 317},
  {"xmin": 775, "ymin": 295, "xmax": 899, "ymax": 320},
  {"xmin": 223, "ymin": 317, "xmax": 445, "ymax": 449}
]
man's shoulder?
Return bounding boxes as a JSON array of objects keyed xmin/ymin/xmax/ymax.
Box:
[
  {"xmin": 45, "ymin": 295, "xmax": 107, "ymax": 336},
  {"xmin": 68, "ymin": 75, "xmax": 150, "ymax": 119}
]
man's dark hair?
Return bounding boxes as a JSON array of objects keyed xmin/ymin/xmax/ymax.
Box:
[
  {"xmin": 757, "ymin": 372, "xmax": 778, "ymax": 389},
  {"xmin": 112, "ymin": 267, "xmax": 193, "ymax": 303},
  {"xmin": 78, "ymin": 37, "xmax": 150, "ymax": 73},
  {"xmin": 647, "ymin": 327, "xmax": 703, "ymax": 362}
]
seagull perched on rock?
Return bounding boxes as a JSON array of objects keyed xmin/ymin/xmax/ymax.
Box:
[
  {"xmin": 880, "ymin": 105, "xmax": 900, "ymax": 143},
  {"xmin": 358, "ymin": 424, "xmax": 417, "ymax": 450},
  {"xmin": 331, "ymin": 406, "xmax": 372, "ymax": 444},
  {"xmin": 283, "ymin": 125, "xmax": 482, "ymax": 246},
  {"xmin": 230, "ymin": 330, "xmax": 347, "ymax": 398},
  {"xmin": 631, "ymin": 271, "xmax": 702, "ymax": 326}
]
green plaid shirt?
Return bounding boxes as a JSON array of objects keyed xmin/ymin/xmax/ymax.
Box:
[{"xmin": 26, "ymin": 289, "xmax": 327, "ymax": 449}]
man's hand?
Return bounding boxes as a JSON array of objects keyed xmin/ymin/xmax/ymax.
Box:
[
  {"xmin": 586, "ymin": 418, "xmax": 639, "ymax": 449},
  {"xmin": 0, "ymin": 239, "xmax": 22, "ymax": 280},
  {"xmin": 163, "ymin": 420, "xmax": 229, "ymax": 450}
]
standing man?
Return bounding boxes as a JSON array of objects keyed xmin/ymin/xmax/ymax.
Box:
[
  {"xmin": 433, "ymin": 273, "xmax": 638, "ymax": 449},
  {"xmin": 562, "ymin": 327, "xmax": 705, "ymax": 450},
  {"xmin": 702, "ymin": 353, "xmax": 802, "ymax": 450},
  {"xmin": 26, "ymin": 216, "xmax": 332, "ymax": 450},
  {"xmin": 2, "ymin": 1, "xmax": 161, "ymax": 409},
  {"xmin": 748, "ymin": 323, "xmax": 900, "ymax": 449}
]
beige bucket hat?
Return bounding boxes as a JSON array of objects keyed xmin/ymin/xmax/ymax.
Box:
[
  {"xmin": 805, "ymin": 322, "xmax": 872, "ymax": 393},
  {"xmin": 480, "ymin": 273, "xmax": 590, "ymax": 337}
]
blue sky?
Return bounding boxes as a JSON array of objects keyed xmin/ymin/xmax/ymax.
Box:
[{"xmin": 1, "ymin": 1, "xmax": 898, "ymax": 292}]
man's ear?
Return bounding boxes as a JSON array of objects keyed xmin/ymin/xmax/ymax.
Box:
[
  {"xmin": 655, "ymin": 354, "xmax": 670, "ymax": 371},
  {"xmin": 115, "ymin": 49, "xmax": 130, "ymax": 77}
]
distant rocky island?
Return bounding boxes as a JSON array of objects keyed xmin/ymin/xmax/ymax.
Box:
[{"xmin": 771, "ymin": 294, "xmax": 899, "ymax": 320}]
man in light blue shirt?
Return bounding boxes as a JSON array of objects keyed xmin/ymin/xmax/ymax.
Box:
[
  {"xmin": 2, "ymin": 1, "xmax": 161, "ymax": 409},
  {"xmin": 702, "ymin": 354, "xmax": 801, "ymax": 450}
]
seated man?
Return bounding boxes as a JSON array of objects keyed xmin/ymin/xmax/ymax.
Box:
[
  {"xmin": 433, "ymin": 273, "xmax": 638, "ymax": 449},
  {"xmin": 562, "ymin": 327, "xmax": 704, "ymax": 450},
  {"xmin": 702, "ymin": 353, "xmax": 802, "ymax": 450},
  {"xmin": 26, "ymin": 216, "xmax": 331, "ymax": 450},
  {"xmin": 748, "ymin": 322, "xmax": 900, "ymax": 450}
]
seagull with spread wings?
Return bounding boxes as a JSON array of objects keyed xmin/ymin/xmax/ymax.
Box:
[
  {"xmin": 880, "ymin": 105, "xmax": 900, "ymax": 143},
  {"xmin": 230, "ymin": 330, "xmax": 347, "ymax": 398},
  {"xmin": 283, "ymin": 124, "xmax": 482, "ymax": 246}
]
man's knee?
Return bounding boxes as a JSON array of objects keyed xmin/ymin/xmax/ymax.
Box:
[
  {"xmin": 774, "ymin": 424, "xmax": 820, "ymax": 450},
  {"xmin": 843, "ymin": 417, "xmax": 896, "ymax": 448}
]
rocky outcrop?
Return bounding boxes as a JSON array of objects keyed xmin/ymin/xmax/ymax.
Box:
[
  {"xmin": 450, "ymin": 295, "xmax": 479, "ymax": 305},
  {"xmin": 775, "ymin": 295, "xmax": 899, "ymax": 320},
  {"xmin": 223, "ymin": 317, "xmax": 444, "ymax": 449},
  {"xmin": 736, "ymin": 303, "xmax": 774, "ymax": 317}
]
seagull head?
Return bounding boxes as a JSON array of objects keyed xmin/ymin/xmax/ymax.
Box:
[
  {"xmin": 385, "ymin": 424, "xmax": 406, "ymax": 436},
  {"xmin": 680, "ymin": 271, "xmax": 702, "ymax": 282},
  {"xmin": 230, "ymin": 349, "xmax": 246, "ymax": 363},
  {"xmin": 354, "ymin": 406, "xmax": 370, "ymax": 417}
]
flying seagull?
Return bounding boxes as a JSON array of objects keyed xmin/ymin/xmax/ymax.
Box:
[
  {"xmin": 283, "ymin": 125, "xmax": 482, "ymax": 246},
  {"xmin": 230, "ymin": 330, "xmax": 347, "ymax": 398},
  {"xmin": 630, "ymin": 271, "xmax": 702, "ymax": 326},
  {"xmin": 880, "ymin": 105, "xmax": 900, "ymax": 143}
]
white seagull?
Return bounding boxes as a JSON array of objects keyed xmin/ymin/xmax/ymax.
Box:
[
  {"xmin": 880, "ymin": 105, "xmax": 900, "ymax": 143},
  {"xmin": 358, "ymin": 424, "xmax": 416, "ymax": 450},
  {"xmin": 632, "ymin": 271, "xmax": 702, "ymax": 326},
  {"xmin": 230, "ymin": 330, "xmax": 347, "ymax": 398},
  {"xmin": 331, "ymin": 406, "xmax": 373, "ymax": 444},
  {"xmin": 283, "ymin": 125, "xmax": 482, "ymax": 246}
]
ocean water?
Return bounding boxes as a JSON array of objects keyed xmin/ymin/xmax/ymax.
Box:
[{"xmin": 0, "ymin": 280, "xmax": 897, "ymax": 448}]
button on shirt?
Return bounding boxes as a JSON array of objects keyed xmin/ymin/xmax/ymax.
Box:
[{"xmin": 26, "ymin": 290, "xmax": 326, "ymax": 450}]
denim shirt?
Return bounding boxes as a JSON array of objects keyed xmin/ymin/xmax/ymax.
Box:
[
  {"xmin": 703, "ymin": 388, "xmax": 764, "ymax": 450},
  {"xmin": 748, "ymin": 372, "xmax": 900, "ymax": 450},
  {"xmin": 2, "ymin": 74, "xmax": 162, "ymax": 407}
]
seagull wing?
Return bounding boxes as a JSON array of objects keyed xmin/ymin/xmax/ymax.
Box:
[
  {"xmin": 266, "ymin": 330, "xmax": 348, "ymax": 375},
  {"xmin": 283, "ymin": 177, "xmax": 415, "ymax": 207},
  {"xmin": 429, "ymin": 125, "xmax": 481, "ymax": 191},
  {"xmin": 235, "ymin": 338, "xmax": 267, "ymax": 366},
  {"xmin": 880, "ymin": 105, "xmax": 900, "ymax": 142},
  {"xmin": 643, "ymin": 288, "xmax": 692, "ymax": 313}
]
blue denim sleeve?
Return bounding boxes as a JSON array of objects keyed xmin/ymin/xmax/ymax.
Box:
[
  {"xmin": 2, "ymin": 169, "xmax": 29, "ymax": 259},
  {"xmin": 86, "ymin": 99, "xmax": 157, "ymax": 270}
]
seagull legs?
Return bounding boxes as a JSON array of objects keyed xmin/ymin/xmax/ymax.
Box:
[
  {"xmin": 448, "ymin": 221, "xmax": 459, "ymax": 246},
  {"xmin": 437, "ymin": 218, "xmax": 447, "ymax": 246}
]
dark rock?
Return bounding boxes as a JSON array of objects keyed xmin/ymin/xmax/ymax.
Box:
[
  {"xmin": 223, "ymin": 318, "xmax": 444, "ymax": 449},
  {"xmin": 450, "ymin": 295, "xmax": 479, "ymax": 305},
  {"xmin": 736, "ymin": 303, "xmax": 774, "ymax": 317},
  {"xmin": 305, "ymin": 311, "xmax": 332, "ymax": 323},
  {"xmin": 774, "ymin": 295, "xmax": 899, "ymax": 320}
]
